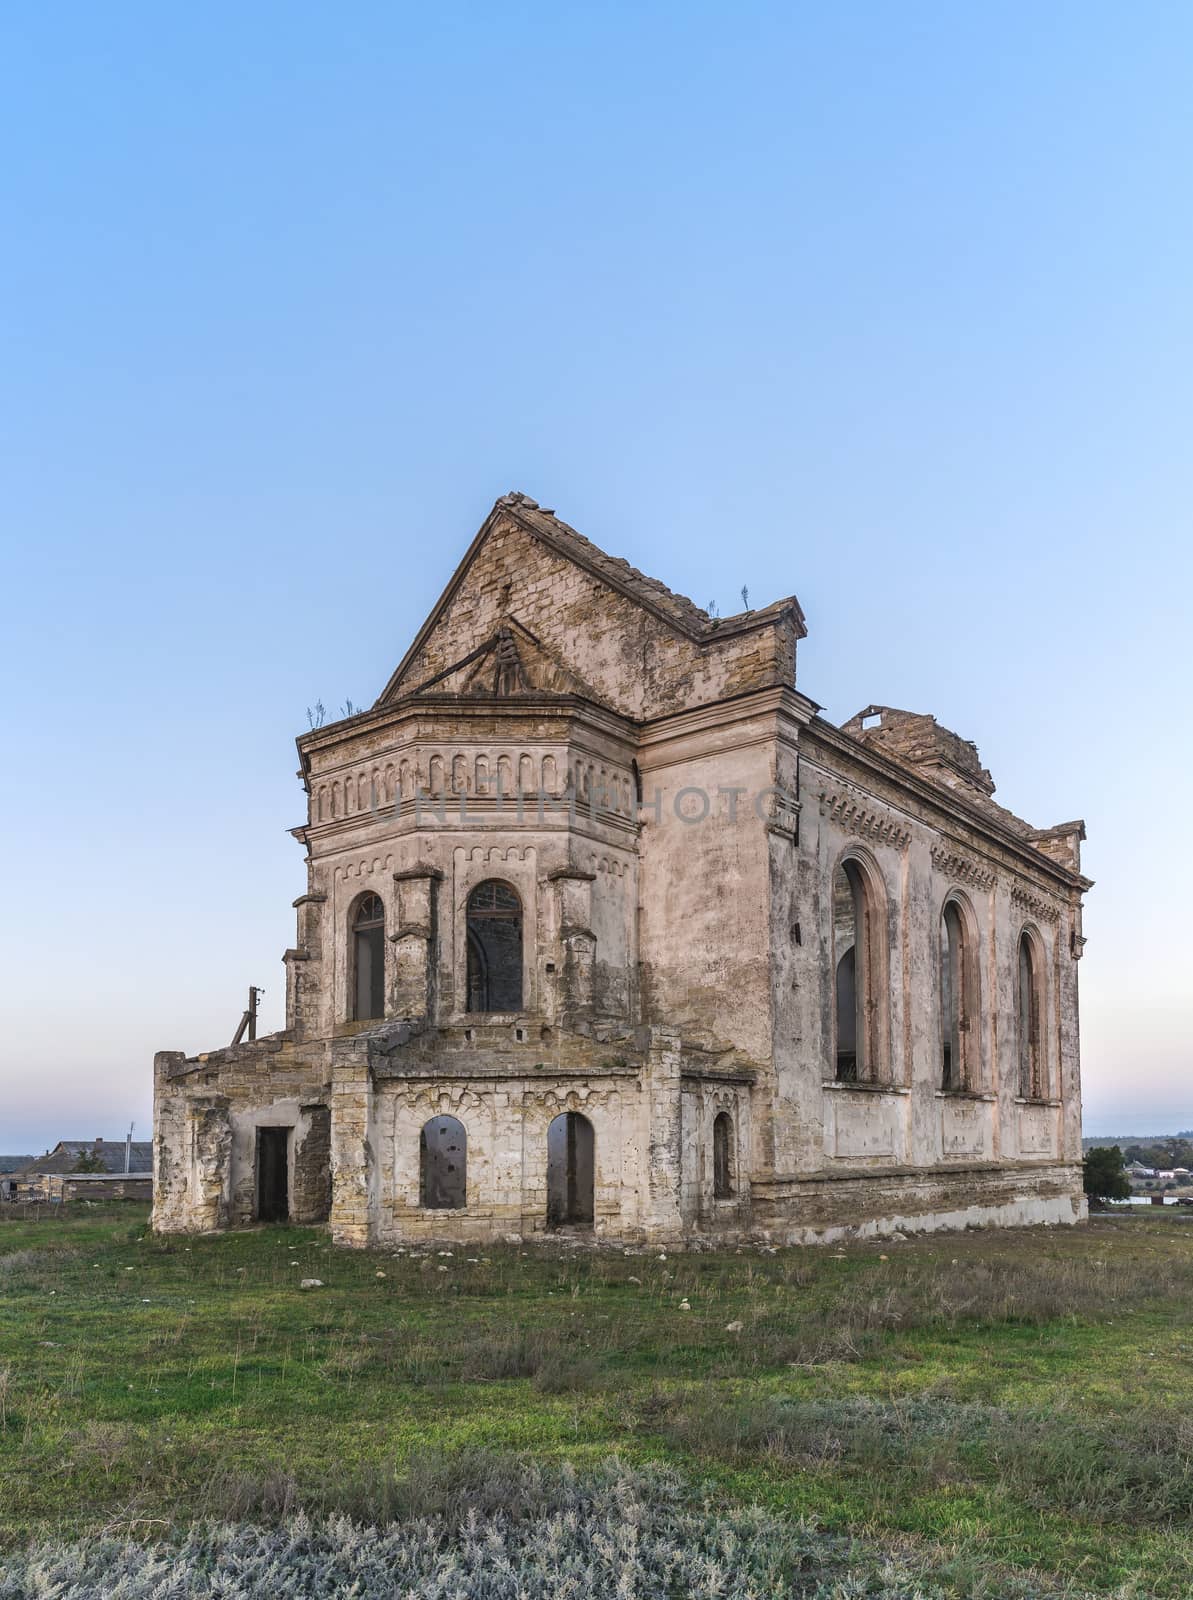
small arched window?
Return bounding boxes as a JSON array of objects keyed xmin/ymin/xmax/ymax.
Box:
[
  {"xmin": 832, "ymin": 858, "xmax": 885, "ymax": 1082},
  {"xmin": 713, "ymin": 1112, "xmax": 734, "ymax": 1199},
  {"xmin": 1017, "ymin": 931, "xmax": 1043, "ymax": 1099},
  {"xmin": 352, "ymin": 893, "xmax": 385, "ymax": 1021},
  {"xmin": 940, "ymin": 898, "xmax": 978, "ymax": 1091},
  {"xmin": 466, "ymin": 880, "xmax": 523, "ymax": 1012},
  {"xmin": 420, "ymin": 1116, "xmax": 466, "ymax": 1209},
  {"xmin": 546, "ymin": 1111, "xmax": 594, "ymax": 1228}
]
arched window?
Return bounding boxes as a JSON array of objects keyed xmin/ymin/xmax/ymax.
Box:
[
  {"xmin": 713, "ymin": 1111, "xmax": 734, "ymax": 1199},
  {"xmin": 419, "ymin": 1116, "xmax": 466, "ymax": 1209},
  {"xmin": 546, "ymin": 1111, "xmax": 594, "ymax": 1228},
  {"xmin": 466, "ymin": 880, "xmax": 523, "ymax": 1012},
  {"xmin": 1017, "ymin": 931, "xmax": 1043, "ymax": 1099},
  {"xmin": 832, "ymin": 858, "xmax": 885, "ymax": 1082},
  {"xmin": 940, "ymin": 898, "xmax": 978, "ymax": 1091},
  {"xmin": 351, "ymin": 893, "xmax": 385, "ymax": 1021}
]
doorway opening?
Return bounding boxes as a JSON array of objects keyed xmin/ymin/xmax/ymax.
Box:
[
  {"xmin": 546, "ymin": 1111, "xmax": 594, "ymax": 1229},
  {"xmin": 256, "ymin": 1127, "xmax": 289, "ymax": 1223}
]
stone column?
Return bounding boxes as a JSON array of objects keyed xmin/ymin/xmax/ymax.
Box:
[
  {"xmin": 640, "ymin": 1026, "xmax": 684, "ymax": 1241},
  {"xmin": 392, "ymin": 867, "xmax": 442, "ymax": 1021},
  {"xmin": 329, "ymin": 1049, "xmax": 372, "ymax": 1247},
  {"xmin": 285, "ymin": 892, "xmax": 326, "ymax": 1037},
  {"xmin": 550, "ymin": 868, "xmax": 596, "ymax": 1028},
  {"xmin": 189, "ymin": 1096, "xmax": 232, "ymax": 1232},
  {"xmin": 150, "ymin": 1050, "xmax": 189, "ymax": 1233}
]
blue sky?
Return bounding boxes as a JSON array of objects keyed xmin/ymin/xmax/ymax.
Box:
[{"xmin": 1, "ymin": 2, "xmax": 1189, "ymax": 1152}]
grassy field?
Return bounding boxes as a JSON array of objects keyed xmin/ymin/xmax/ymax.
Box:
[{"xmin": 1, "ymin": 1204, "xmax": 1192, "ymax": 1595}]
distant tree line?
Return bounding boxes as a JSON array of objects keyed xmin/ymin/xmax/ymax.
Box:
[{"xmin": 1121, "ymin": 1138, "xmax": 1193, "ymax": 1170}]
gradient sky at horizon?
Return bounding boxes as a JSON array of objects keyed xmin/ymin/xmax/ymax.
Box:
[{"xmin": 1, "ymin": 2, "xmax": 1190, "ymax": 1153}]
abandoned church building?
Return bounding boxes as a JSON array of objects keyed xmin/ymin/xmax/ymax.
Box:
[{"xmin": 153, "ymin": 492, "xmax": 1091, "ymax": 1247}]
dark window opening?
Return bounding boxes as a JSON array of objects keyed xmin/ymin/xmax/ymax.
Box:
[
  {"xmin": 940, "ymin": 900, "xmax": 973, "ymax": 1091},
  {"xmin": 833, "ymin": 857, "xmax": 876, "ymax": 1081},
  {"xmin": 834, "ymin": 946, "xmax": 858, "ymax": 1080},
  {"xmin": 352, "ymin": 892, "xmax": 385, "ymax": 1021},
  {"xmin": 546, "ymin": 1111, "xmax": 594, "ymax": 1228},
  {"xmin": 1017, "ymin": 933, "xmax": 1042, "ymax": 1099},
  {"xmin": 466, "ymin": 879, "xmax": 523, "ymax": 1012},
  {"xmin": 420, "ymin": 1116, "xmax": 467, "ymax": 1209},
  {"xmin": 713, "ymin": 1111, "xmax": 734, "ymax": 1199},
  {"xmin": 830, "ymin": 855, "xmax": 891, "ymax": 1084},
  {"xmin": 256, "ymin": 1127, "xmax": 289, "ymax": 1223}
]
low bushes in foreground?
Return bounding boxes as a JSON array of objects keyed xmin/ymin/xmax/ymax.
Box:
[{"xmin": 0, "ymin": 1461, "xmax": 1096, "ymax": 1600}]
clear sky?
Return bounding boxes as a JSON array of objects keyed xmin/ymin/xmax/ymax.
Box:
[{"xmin": 1, "ymin": 2, "xmax": 1189, "ymax": 1153}]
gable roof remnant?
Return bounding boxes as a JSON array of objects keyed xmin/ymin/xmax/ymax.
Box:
[
  {"xmin": 841, "ymin": 705, "xmax": 996, "ymax": 797},
  {"xmin": 837, "ymin": 704, "xmax": 1090, "ymax": 885},
  {"xmin": 18, "ymin": 1140, "xmax": 154, "ymax": 1176},
  {"xmin": 376, "ymin": 491, "xmax": 805, "ymax": 708}
]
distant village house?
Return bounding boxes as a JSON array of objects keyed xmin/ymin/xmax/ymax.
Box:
[{"xmin": 3, "ymin": 1137, "xmax": 153, "ymax": 1203}]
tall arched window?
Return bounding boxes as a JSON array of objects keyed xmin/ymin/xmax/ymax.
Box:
[
  {"xmin": 832, "ymin": 858, "xmax": 885, "ymax": 1082},
  {"xmin": 352, "ymin": 893, "xmax": 386, "ymax": 1021},
  {"xmin": 940, "ymin": 898, "xmax": 978, "ymax": 1091},
  {"xmin": 466, "ymin": 880, "xmax": 523, "ymax": 1012},
  {"xmin": 1017, "ymin": 931, "xmax": 1043, "ymax": 1099},
  {"xmin": 419, "ymin": 1116, "xmax": 467, "ymax": 1209},
  {"xmin": 713, "ymin": 1111, "xmax": 734, "ymax": 1199}
]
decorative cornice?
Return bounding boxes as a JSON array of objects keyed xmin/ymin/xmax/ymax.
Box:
[
  {"xmin": 818, "ymin": 791, "xmax": 912, "ymax": 850},
  {"xmin": 930, "ymin": 843, "xmax": 997, "ymax": 893},
  {"xmin": 1010, "ymin": 882, "xmax": 1062, "ymax": 924}
]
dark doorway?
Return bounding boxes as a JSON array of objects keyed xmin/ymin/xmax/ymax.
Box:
[
  {"xmin": 353, "ymin": 893, "xmax": 386, "ymax": 1021},
  {"xmin": 466, "ymin": 880, "xmax": 523, "ymax": 1011},
  {"xmin": 546, "ymin": 1111, "xmax": 594, "ymax": 1228},
  {"xmin": 420, "ymin": 1116, "xmax": 467, "ymax": 1209},
  {"xmin": 257, "ymin": 1127, "xmax": 289, "ymax": 1222}
]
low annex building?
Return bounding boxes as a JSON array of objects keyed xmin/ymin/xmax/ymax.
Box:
[
  {"xmin": 10, "ymin": 1138, "xmax": 153, "ymax": 1203},
  {"xmin": 153, "ymin": 493, "xmax": 1091, "ymax": 1247}
]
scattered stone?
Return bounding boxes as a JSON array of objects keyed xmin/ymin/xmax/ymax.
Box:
[
  {"xmin": 725, "ymin": 1319, "xmax": 744, "ymax": 1334},
  {"xmin": 299, "ymin": 1278, "xmax": 323, "ymax": 1290}
]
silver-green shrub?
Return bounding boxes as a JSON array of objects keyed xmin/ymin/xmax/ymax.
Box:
[{"xmin": 0, "ymin": 1462, "xmax": 1093, "ymax": 1599}]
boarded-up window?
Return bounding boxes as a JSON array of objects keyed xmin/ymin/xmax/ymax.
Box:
[
  {"xmin": 352, "ymin": 893, "xmax": 385, "ymax": 1021},
  {"xmin": 420, "ymin": 1116, "xmax": 467, "ymax": 1209},
  {"xmin": 466, "ymin": 880, "xmax": 523, "ymax": 1012},
  {"xmin": 713, "ymin": 1111, "xmax": 734, "ymax": 1199},
  {"xmin": 546, "ymin": 1111, "xmax": 594, "ymax": 1228}
]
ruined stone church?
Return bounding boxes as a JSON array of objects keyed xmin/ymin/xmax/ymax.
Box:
[{"xmin": 153, "ymin": 492, "xmax": 1091, "ymax": 1247}]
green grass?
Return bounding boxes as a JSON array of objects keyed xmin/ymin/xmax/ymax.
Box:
[{"xmin": 1, "ymin": 1203, "xmax": 1192, "ymax": 1594}]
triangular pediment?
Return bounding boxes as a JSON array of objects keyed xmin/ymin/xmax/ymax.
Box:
[
  {"xmin": 376, "ymin": 491, "xmax": 804, "ymax": 720},
  {"xmin": 406, "ymin": 616, "xmax": 607, "ymax": 704}
]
